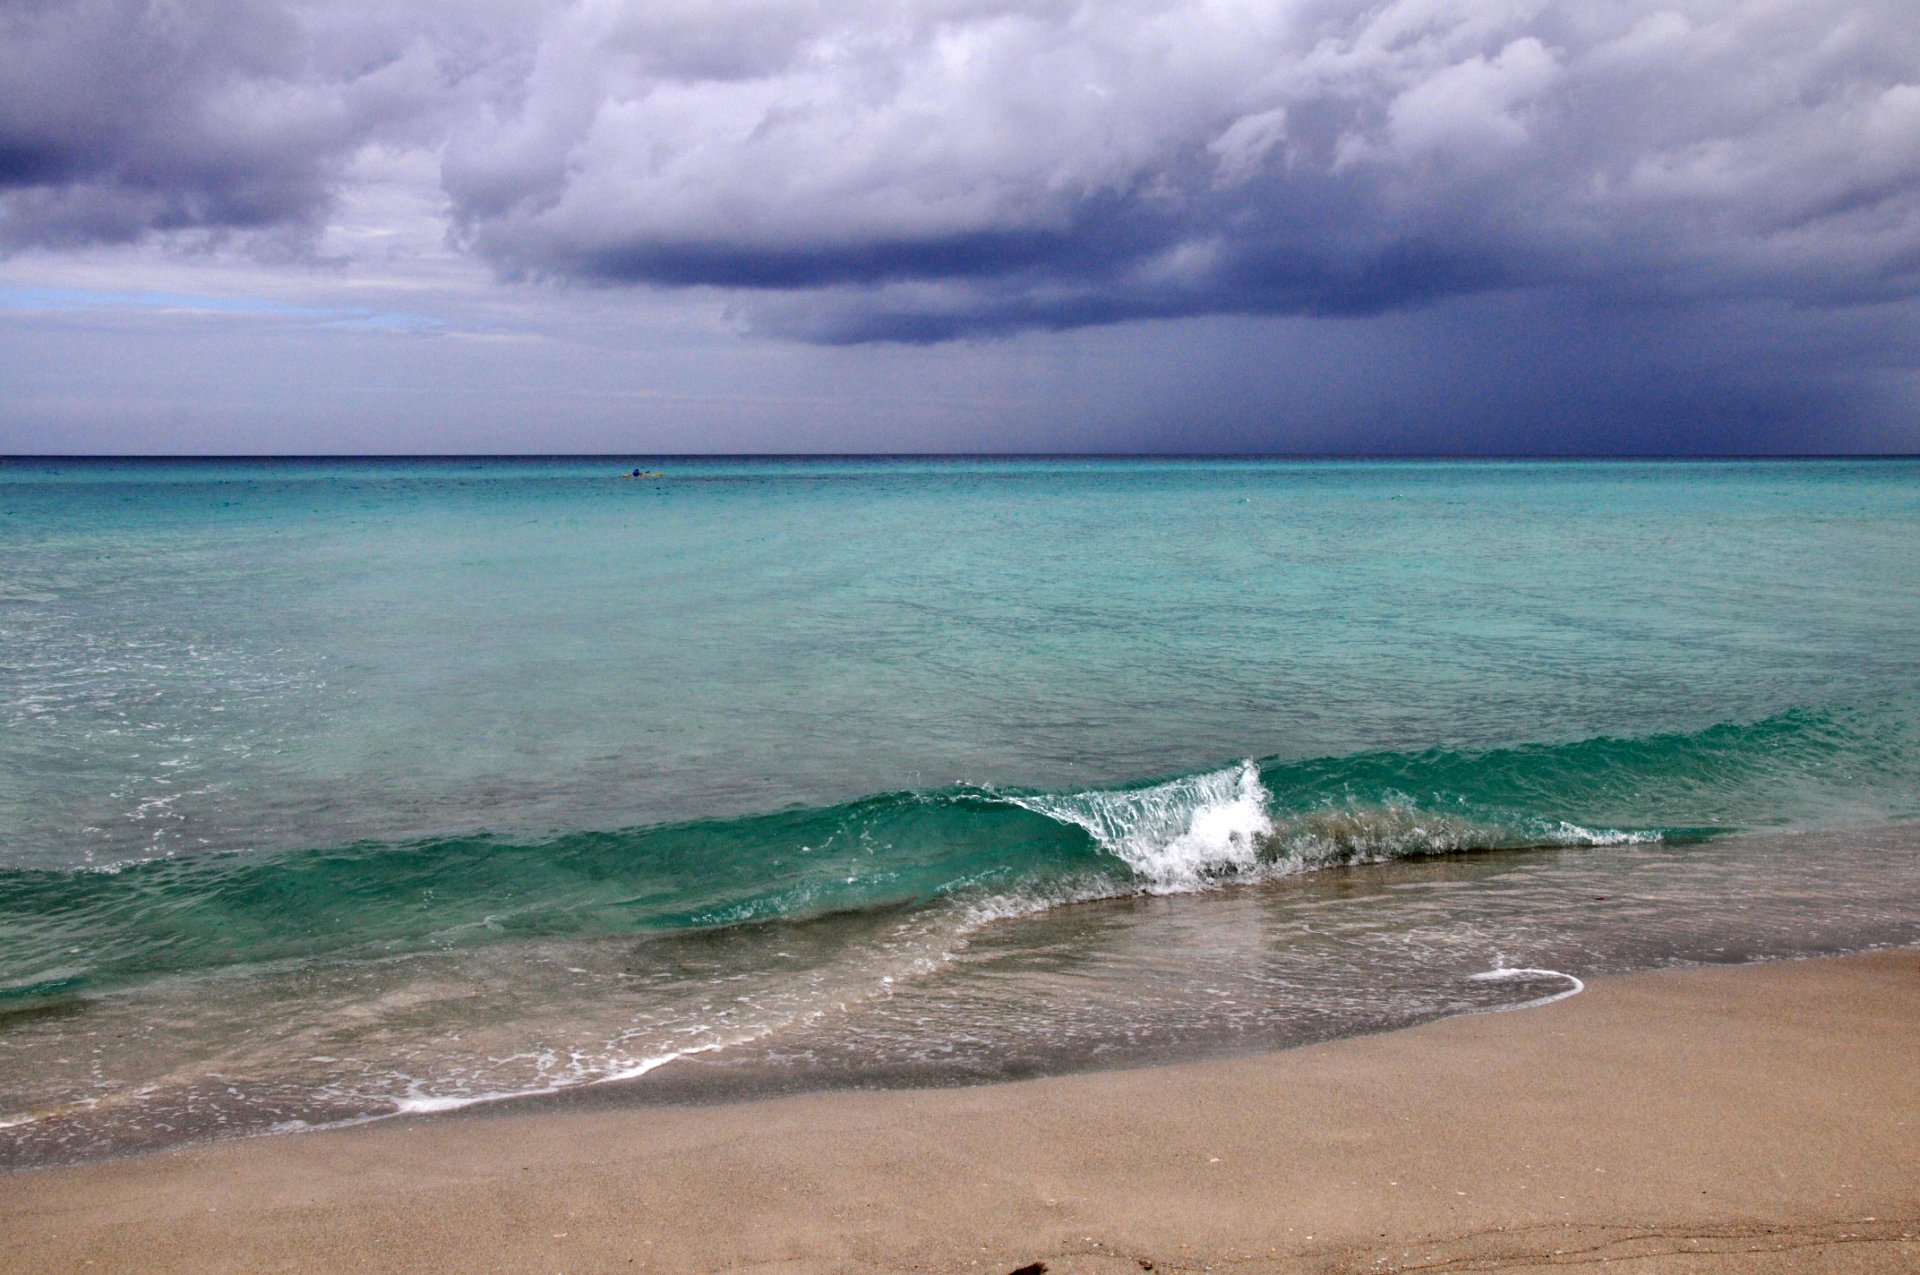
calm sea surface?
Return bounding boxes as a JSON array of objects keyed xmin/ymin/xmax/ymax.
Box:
[{"xmin": 3, "ymin": 457, "xmax": 1917, "ymax": 1163}]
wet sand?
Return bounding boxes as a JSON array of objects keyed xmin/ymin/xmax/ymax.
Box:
[{"xmin": 2, "ymin": 950, "xmax": 1915, "ymax": 1273}]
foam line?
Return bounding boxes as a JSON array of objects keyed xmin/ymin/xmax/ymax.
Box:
[
  {"xmin": 387, "ymin": 1034, "xmax": 761, "ymax": 1118},
  {"xmin": 1468, "ymin": 966, "xmax": 1586, "ymax": 1011}
]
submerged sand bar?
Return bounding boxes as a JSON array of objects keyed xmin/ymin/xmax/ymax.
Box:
[{"xmin": 3, "ymin": 951, "xmax": 1915, "ymax": 1273}]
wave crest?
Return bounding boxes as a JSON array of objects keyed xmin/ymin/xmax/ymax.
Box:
[
  {"xmin": 6, "ymin": 706, "xmax": 1901, "ymax": 1000},
  {"xmin": 1011, "ymin": 767, "xmax": 1656, "ymax": 891},
  {"xmin": 1008, "ymin": 761, "xmax": 1273, "ymax": 890}
]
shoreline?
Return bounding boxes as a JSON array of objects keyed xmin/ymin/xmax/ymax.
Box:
[{"xmin": 3, "ymin": 950, "xmax": 1915, "ymax": 1272}]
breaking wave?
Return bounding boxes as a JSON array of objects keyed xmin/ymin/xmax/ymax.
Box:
[{"xmin": 1, "ymin": 707, "xmax": 1911, "ymax": 1002}]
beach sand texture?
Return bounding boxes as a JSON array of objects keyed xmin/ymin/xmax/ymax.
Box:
[{"xmin": 2, "ymin": 951, "xmax": 1914, "ymax": 1274}]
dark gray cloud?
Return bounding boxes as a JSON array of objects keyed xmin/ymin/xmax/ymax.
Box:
[
  {"xmin": 438, "ymin": 0, "xmax": 1920, "ymax": 340},
  {"xmin": 3, "ymin": 0, "xmax": 1918, "ymax": 353},
  {"xmin": 0, "ymin": 0, "xmax": 523, "ymax": 250}
]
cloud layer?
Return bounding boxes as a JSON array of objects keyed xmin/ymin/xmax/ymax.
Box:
[{"xmin": 5, "ymin": 0, "xmax": 1919, "ymax": 344}]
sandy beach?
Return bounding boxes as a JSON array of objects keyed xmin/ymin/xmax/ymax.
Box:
[{"xmin": 1, "ymin": 950, "xmax": 1913, "ymax": 1273}]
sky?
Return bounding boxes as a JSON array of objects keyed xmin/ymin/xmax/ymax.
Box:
[{"xmin": 3, "ymin": 0, "xmax": 1919, "ymax": 455}]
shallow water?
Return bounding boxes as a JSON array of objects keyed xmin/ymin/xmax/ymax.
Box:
[{"xmin": 3, "ymin": 457, "xmax": 1917, "ymax": 1164}]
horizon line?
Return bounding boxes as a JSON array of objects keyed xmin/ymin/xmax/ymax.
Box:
[{"xmin": 5, "ymin": 451, "xmax": 1920, "ymax": 464}]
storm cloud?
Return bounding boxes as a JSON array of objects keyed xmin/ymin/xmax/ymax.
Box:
[
  {"xmin": 439, "ymin": 0, "xmax": 1920, "ymax": 340},
  {"xmin": 0, "ymin": 0, "xmax": 525, "ymax": 251},
  {"xmin": 3, "ymin": 0, "xmax": 1917, "ymax": 345}
]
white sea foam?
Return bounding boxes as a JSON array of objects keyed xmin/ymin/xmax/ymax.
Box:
[
  {"xmin": 1010, "ymin": 761, "xmax": 1274, "ymax": 891},
  {"xmin": 1468, "ymin": 966, "xmax": 1586, "ymax": 1011},
  {"xmin": 388, "ymin": 1040, "xmax": 737, "ymax": 1117},
  {"xmin": 1544, "ymin": 822, "xmax": 1661, "ymax": 847},
  {"xmin": 1013, "ymin": 763, "xmax": 1661, "ymax": 898}
]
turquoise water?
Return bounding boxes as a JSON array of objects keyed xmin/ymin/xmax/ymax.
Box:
[{"xmin": 3, "ymin": 457, "xmax": 1918, "ymax": 1162}]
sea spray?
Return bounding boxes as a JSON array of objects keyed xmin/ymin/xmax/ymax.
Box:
[{"xmin": 1007, "ymin": 761, "xmax": 1275, "ymax": 889}]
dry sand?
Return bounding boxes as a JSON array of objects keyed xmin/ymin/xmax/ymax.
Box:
[{"xmin": 2, "ymin": 951, "xmax": 1915, "ymax": 1274}]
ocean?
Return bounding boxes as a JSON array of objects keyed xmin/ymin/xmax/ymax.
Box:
[{"xmin": 3, "ymin": 456, "xmax": 1918, "ymax": 1165}]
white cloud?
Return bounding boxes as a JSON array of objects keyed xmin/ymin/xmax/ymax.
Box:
[{"xmin": 1384, "ymin": 36, "xmax": 1560, "ymax": 155}]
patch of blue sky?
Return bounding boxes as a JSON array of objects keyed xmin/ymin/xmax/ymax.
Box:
[
  {"xmin": 316, "ymin": 309, "xmax": 441, "ymax": 333},
  {"xmin": 0, "ymin": 286, "xmax": 434, "ymax": 331}
]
